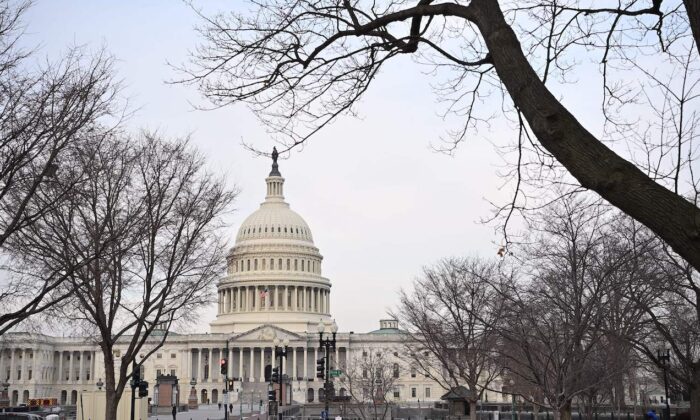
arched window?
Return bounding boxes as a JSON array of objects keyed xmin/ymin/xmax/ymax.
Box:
[
  {"xmin": 301, "ymin": 260, "xmax": 305, "ymax": 271},
  {"xmin": 278, "ymin": 226, "xmax": 281, "ymax": 232},
  {"xmin": 284, "ymin": 227, "xmax": 287, "ymax": 233},
  {"xmin": 262, "ymin": 259, "xmax": 266, "ymax": 270},
  {"xmin": 270, "ymin": 258, "xmax": 274, "ymax": 270},
  {"xmin": 307, "ymin": 388, "xmax": 315, "ymax": 403},
  {"xmin": 254, "ymin": 259, "xmax": 258, "ymax": 270},
  {"xmin": 411, "ymin": 367, "xmax": 417, "ymax": 378},
  {"xmin": 393, "ymin": 363, "xmax": 400, "ymax": 378},
  {"xmin": 247, "ymin": 260, "xmax": 250, "ymax": 271},
  {"xmin": 287, "ymin": 259, "xmax": 290, "ymax": 270},
  {"xmin": 294, "ymin": 259, "xmax": 298, "ymax": 270},
  {"xmin": 279, "ymin": 259, "xmax": 282, "ymax": 270}
]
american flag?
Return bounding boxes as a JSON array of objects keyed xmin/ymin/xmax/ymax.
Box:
[{"xmin": 260, "ymin": 287, "xmax": 268, "ymax": 301}]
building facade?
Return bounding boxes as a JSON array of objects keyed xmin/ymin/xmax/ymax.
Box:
[{"xmin": 1, "ymin": 157, "xmax": 486, "ymax": 408}]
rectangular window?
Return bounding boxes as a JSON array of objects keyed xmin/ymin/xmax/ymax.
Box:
[
  {"xmin": 425, "ymin": 388, "xmax": 431, "ymax": 398},
  {"xmin": 411, "ymin": 388, "xmax": 417, "ymax": 398},
  {"xmin": 411, "ymin": 367, "xmax": 416, "ymax": 378},
  {"xmin": 28, "ymin": 370, "xmax": 32, "ymax": 380},
  {"xmin": 157, "ymin": 353, "xmax": 162, "ymax": 359},
  {"xmin": 171, "ymin": 369, "xmax": 176, "ymax": 376},
  {"xmin": 393, "ymin": 390, "xmax": 400, "ymax": 399},
  {"xmin": 171, "ymin": 353, "xmax": 176, "ymax": 358},
  {"xmin": 157, "ymin": 369, "xmax": 162, "ymax": 377}
]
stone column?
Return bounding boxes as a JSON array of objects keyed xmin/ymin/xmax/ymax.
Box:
[
  {"xmin": 196, "ymin": 349, "xmax": 202, "ymax": 382},
  {"xmin": 238, "ymin": 347, "xmax": 243, "ymax": 379},
  {"xmin": 237, "ymin": 287, "xmax": 241, "ymax": 312},
  {"xmin": 335, "ymin": 347, "xmax": 339, "ymax": 369},
  {"xmin": 68, "ymin": 351, "xmax": 74, "ymax": 383},
  {"xmin": 0, "ymin": 350, "xmax": 5, "ymax": 381},
  {"xmin": 259, "ymin": 347, "xmax": 265, "ymax": 382},
  {"xmin": 57, "ymin": 352, "xmax": 62, "ymax": 383},
  {"xmin": 79, "ymin": 351, "xmax": 85, "ymax": 383},
  {"xmin": 303, "ymin": 347, "xmax": 308, "ymax": 379},
  {"xmin": 249, "ymin": 347, "xmax": 254, "ymax": 381},
  {"xmin": 292, "ymin": 348, "xmax": 297, "ymax": 379}
]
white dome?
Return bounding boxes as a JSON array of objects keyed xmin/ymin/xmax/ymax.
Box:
[
  {"xmin": 235, "ymin": 202, "xmax": 314, "ymax": 243},
  {"xmin": 211, "ymin": 155, "xmax": 332, "ymax": 335}
]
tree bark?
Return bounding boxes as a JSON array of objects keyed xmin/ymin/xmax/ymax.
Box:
[
  {"xmin": 104, "ymin": 352, "xmax": 119, "ymax": 420},
  {"xmin": 467, "ymin": 0, "xmax": 700, "ymax": 271},
  {"xmin": 559, "ymin": 400, "xmax": 572, "ymax": 420},
  {"xmin": 691, "ymin": 363, "xmax": 700, "ymax": 420},
  {"xmin": 683, "ymin": 0, "xmax": 700, "ymax": 50}
]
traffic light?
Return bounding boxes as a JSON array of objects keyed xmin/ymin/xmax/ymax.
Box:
[
  {"xmin": 220, "ymin": 358, "xmax": 228, "ymax": 375},
  {"xmin": 316, "ymin": 357, "xmax": 325, "ymax": 379},
  {"xmin": 131, "ymin": 366, "xmax": 140, "ymax": 386},
  {"xmin": 138, "ymin": 380, "xmax": 149, "ymax": 398},
  {"xmin": 271, "ymin": 367, "xmax": 280, "ymax": 382},
  {"xmin": 268, "ymin": 389, "xmax": 277, "ymax": 401}
]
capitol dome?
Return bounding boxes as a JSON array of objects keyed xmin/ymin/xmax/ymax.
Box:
[{"xmin": 210, "ymin": 152, "xmax": 332, "ymax": 334}]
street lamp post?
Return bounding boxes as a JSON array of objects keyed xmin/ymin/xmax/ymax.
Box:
[
  {"xmin": 318, "ymin": 320, "xmax": 338, "ymax": 419},
  {"xmin": 509, "ymin": 379, "xmax": 516, "ymax": 420},
  {"xmin": 657, "ymin": 349, "xmax": 671, "ymax": 420},
  {"xmin": 273, "ymin": 337, "xmax": 290, "ymax": 420}
]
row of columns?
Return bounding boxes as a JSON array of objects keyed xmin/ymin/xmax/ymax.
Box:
[
  {"xmin": 188, "ymin": 346, "xmax": 344, "ymax": 383},
  {"xmin": 233, "ymin": 257, "xmax": 319, "ymax": 274},
  {"xmin": 0, "ymin": 349, "xmax": 94, "ymax": 384},
  {"xmin": 217, "ymin": 285, "xmax": 330, "ymax": 314}
]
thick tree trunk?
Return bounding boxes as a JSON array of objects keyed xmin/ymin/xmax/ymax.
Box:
[
  {"xmin": 559, "ymin": 400, "xmax": 572, "ymax": 420},
  {"xmin": 466, "ymin": 0, "xmax": 700, "ymax": 271},
  {"xmin": 103, "ymin": 347, "xmax": 119, "ymax": 420},
  {"xmin": 468, "ymin": 400, "xmax": 478, "ymax": 420},
  {"xmin": 691, "ymin": 364, "xmax": 700, "ymax": 420},
  {"xmin": 684, "ymin": 0, "xmax": 700, "ymax": 51}
]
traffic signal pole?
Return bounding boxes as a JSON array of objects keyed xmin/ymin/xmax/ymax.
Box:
[{"xmin": 222, "ymin": 340, "xmax": 229, "ymax": 420}]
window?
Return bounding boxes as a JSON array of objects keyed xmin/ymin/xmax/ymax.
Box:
[
  {"xmin": 247, "ymin": 260, "xmax": 250, "ymax": 271},
  {"xmin": 393, "ymin": 352, "xmax": 398, "ymax": 357},
  {"xmin": 411, "ymin": 388, "xmax": 417, "ymax": 398},
  {"xmin": 362, "ymin": 351, "xmax": 367, "ymax": 358},
  {"xmin": 294, "ymin": 259, "xmax": 298, "ymax": 270},
  {"xmin": 270, "ymin": 259, "xmax": 274, "ymax": 270},
  {"xmin": 411, "ymin": 367, "xmax": 416, "ymax": 378},
  {"xmin": 254, "ymin": 259, "xmax": 258, "ymax": 270},
  {"xmin": 287, "ymin": 259, "xmax": 290, "ymax": 270},
  {"xmin": 393, "ymin": 364, "xmax": 399, "ymax": 378},
  {"xmin": 157, "ymin": 353, "xmax": 162, "ymax": 359},
  {"xmin": 171, "ymin": 354, "xmax": 176, "ymax": 359},
  {"xmin": 171, "ymin": 369, "xmax": 176, "ymax": 376},
  {"xmin": 278, "ymin": 259, "xmax": 282, "ymax": 269},
  {"xmin": 362, "ymin": 369, "xmax": 368, "ymax": 379},
  {"xmin": 28, "ymin": 370, "xmax": 32, "ymax": 380},
  {"xmin": 393, "ymin": 389, "xmax": 400, "ymax": 399},
  {"xmin": 157, "ymin": 369, "xmax": 162, "ymax": 377},
  {"xmin": 425, "ymin": 388, "xmax": 431, "ymax": 398}
]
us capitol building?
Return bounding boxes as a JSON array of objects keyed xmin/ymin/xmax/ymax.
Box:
[{"xmin": 1, "ymin": 156, "xmax": 505, "ymax": 409}]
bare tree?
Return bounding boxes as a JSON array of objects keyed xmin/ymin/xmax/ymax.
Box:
[
  {"xmin": 0, "ymin": 0, "xmax": 119, "ymax": 335},
  {"xmin": 497, "ymin": 197, "xmax": 653, "ymax": 420},
  {"xmin": 339, "ymin": 349, "xmax": 398, "ymax": 420},
  {"xmin": 395, "ymin": 257, "xmax": 504, "ymax": 420},
  {"xmin": 614, "ymin": 216, "xmax": 700, "ymax": 417},
  {"xmin": 181, "ymin": 0, "xmax": 700, "ymax": 274},
  {"xmin": 8, "ymin": 131, "xmax": 236, "ymax": 420}
]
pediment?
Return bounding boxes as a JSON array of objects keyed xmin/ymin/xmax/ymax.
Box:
[{"xmin": 230, "ymin": 324, "xmax": 305, "ymax": 344}]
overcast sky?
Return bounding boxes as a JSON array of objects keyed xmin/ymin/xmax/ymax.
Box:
[{"xmin": 20, "ymin": 1, "xmax": 603, "ymax": 334}]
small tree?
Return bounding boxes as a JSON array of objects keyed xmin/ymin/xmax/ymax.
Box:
[
  {"xmin": 9, "ymin": 131, "xmax": 236, "ymax": 420},
  {"xmin": 340, "ymin": 350, "xmax": 398, "ymax": 420},
  {"xmin": 396, "ymin": 257, "xmax": 504, "ymax": 420}
]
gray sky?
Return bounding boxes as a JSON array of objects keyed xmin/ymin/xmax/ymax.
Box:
[{"xmin": 20, "ymin": 1, "xmax": 602, "ymax": 334}]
